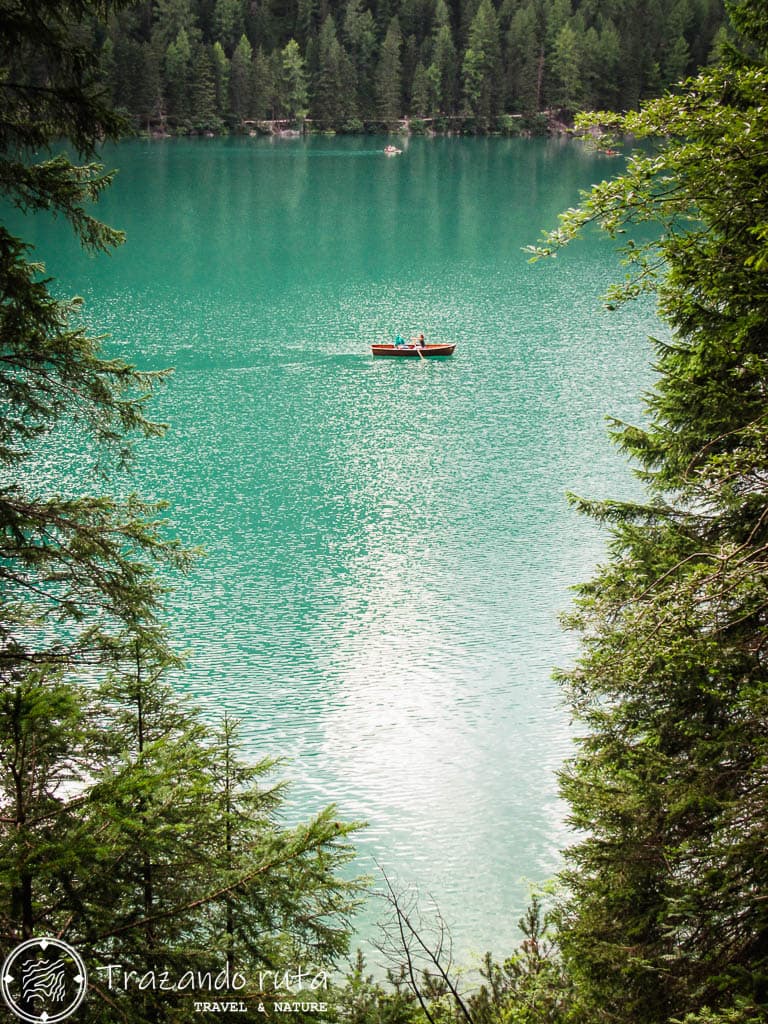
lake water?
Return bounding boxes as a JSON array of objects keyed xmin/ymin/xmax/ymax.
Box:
[{"xmin": 22, "ymin": 135, "xmax": 658, "ymax": 964}]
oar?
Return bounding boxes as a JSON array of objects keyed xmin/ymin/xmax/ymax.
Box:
[{"xmin": 411, "ymin": 336, "xmax": 426, "ymax": 359}]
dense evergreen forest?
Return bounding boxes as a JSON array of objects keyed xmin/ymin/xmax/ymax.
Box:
[{"xmin": 95, "ymin": 0, "xmax": 726, "ymax": 133}]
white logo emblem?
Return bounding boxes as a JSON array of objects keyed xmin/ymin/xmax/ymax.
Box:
[{"xmin": 1, "ymin": 938, "xmax": 87, "ymax": 1022}]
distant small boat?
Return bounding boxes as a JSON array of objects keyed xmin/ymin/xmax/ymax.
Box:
[
  {"xmin": 384, "ymin": 145, "xmax": 402, "ymax": 156},
  {"xmin": 371, "ymin": 342, "xmax": 456, "ymax": 357}
]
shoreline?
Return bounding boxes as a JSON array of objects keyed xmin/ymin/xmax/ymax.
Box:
[{"xmin": 139, "ymin": 109, "xmax": 577, "ymax": 141}]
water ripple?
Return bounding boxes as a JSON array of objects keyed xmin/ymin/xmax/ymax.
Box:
[{"xmin": 20, "ymin": 136, "xmax": 658, "ymax": 962}]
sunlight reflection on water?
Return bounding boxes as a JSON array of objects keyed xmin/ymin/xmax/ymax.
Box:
[{"xmin": 19, "ymin": 136, "xmax": 659, "ymax": 963}]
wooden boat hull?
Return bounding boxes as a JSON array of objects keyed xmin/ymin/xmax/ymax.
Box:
[{"xmin": 371, "ymin": 343, "xmax": 456, "ymax": 357}]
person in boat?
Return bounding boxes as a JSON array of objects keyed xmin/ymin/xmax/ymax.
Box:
[
  {"xmin": 411, "ymin": 332, "xmax": 426, "ymax": 348},
  {"xmin": 394, "ymin": 334, "xmax": 407, "ymax": 347}
]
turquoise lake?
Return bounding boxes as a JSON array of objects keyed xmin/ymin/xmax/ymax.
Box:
[{"xmin": 23, "ymin": 135, "xmax": 659, "ymax": 962}]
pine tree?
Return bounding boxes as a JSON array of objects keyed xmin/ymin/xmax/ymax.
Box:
[
  {"xmin": 339, "ymin": 45, "xmax": 361, "ymax": 125},
  {"xmin": 660, "ymin": 1, "xmax": 691, "ymax": 84},
  {"xmin": 268, "ymin": 49, "xmax": 287, "ymax": 115},
  {"xmin": 212, "ymin": 40, "xmax": 231, "ymax": 118},
  {"xmin": 616, "ymin": 0, "xmax": 660, "ymax": 108},
  {"xmin": 376, "ymin": 16, "xmax": 403, "ymax": 124},
  {"xmin": 155, "ymin": 0, "xmax": 197, "ymax": 48},
  {"xmin": 165, "ymin": 26, "xmax": 193, "ymax": 123},
  {"xmin": 252, "ymin": 46, "xmax": 276, "ymax": 118},
  {"xmin": 229, "ymin": 32, "xmax": 254, "ymax": 119},
  {"xmin": 459, "ymin": 0, "xmax": 481, "ymax": 52},
  {"xmin": 296, "ymin": 0, "xmax": 320, "ymax": 44},
  {"xmin": 213, "ymin": 0, "xmax": 245, "ymax": 53},
  {"xmin": 313, "ymin": 16, "xmax": 346, "ymax": 126},
  {"xmin": 588, "ymin": 18, "xmax": 621, "ymax": 109},
  {"xmin": 246, "ymin": 0, "xmax": 273, "ymax": 47},
  {"xmin": 505, "ymin": 2, "xmax": 542, "ymax": 112},
  {"xmin": 343, "ymin": 0, "xmax": 378, "ymax": 117},
  {"xmin": 401, "ymin": 32, "xmax": 419, "ymax": 108},
  {"xmin": 549, "ymin": 21, "xmax": 583, "ymax": 111},
  {"xmin": 0, "ymin": 8, "xmax": 189, "ymax": 693},
  {"xmin": 136, "ymin": 38, "xmax": 166, "ymax": 130},
  {"xmin": 281, "ymin": 37, "xmax": 309, "ymax": 120},
  {"xmin": 529, "ymin": 2, "xmax": 768, "ymax": 1020},
  {"xmin": 0, "ymin": 674, "xmax": 94, "ymax": 943},
  {"xmin": 0, "ymin": 663, "xmax": 362, "ymax": 1019},
  {"xmin": 110, "ymin": 33, "xmax": 145, "ymax": 112},
  {"xmin": 429, "ymin": 2, "xmax": 459, "ymax": 114},
  {"xmin": 410, "ymin": 59, "xmax": 432, "ymax": 111},
  {"xmin": 399, "ymin": 0, "xmax": 432, "ymax": 44},
  {"xmin": 191, "ymin": 44, "xmax": 222, "ymax": 129},
  {"xmin": 82, "ymin": 0, "xmax": 730, "ymax": 131},
  {"xmin": 462, "ymin": 0, "xmax": 501, "ymax": 127}
]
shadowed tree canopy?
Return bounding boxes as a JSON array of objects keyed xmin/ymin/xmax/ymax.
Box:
[
  {"xmin": 0, "ymin": 0, "xmax": 192, "ymax": 683},
  {"xmin": 91, "ymin": 0, "xmax": 728, "ymax": 131}
]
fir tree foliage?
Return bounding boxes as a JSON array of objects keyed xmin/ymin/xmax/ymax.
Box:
[
  {"xmin": 344, "ymin": 0, "xmax": 379, "ymax": 116},
  {"xmin": 230, "ymin": 33, "xmax": 255, "ymax": 117},
  {"xmin": 376, "ymin": 16, "xmax": 404, "ymax": 124},
  {"xmin": 0, "ymin": 666, "xmax": 362, "ymax": 1019},
  {"xmin": 212, "ymin": 40, "xmax": 231, "ymax": 115},
  {"xmin": 313, "ymin": 16, "xmax": 354, "ymax": 126},
  {"xmin": 504, "ymin": 4, "xmax": 542, "ymax": 113},
  {"xmin": 0, "ymin": 5, "xmax": 363, "ymax": 1019},
  {"xmin": 462, "ymin": 0, "xmax": 501, "ymax": 125},
  {"xmin": 281, "ymin": 37, "xmax": 310, "ymax": 120},
  {"xmin": 96, "ymin": 0, "xmax": 728, "ymax": 131},
  {"xmin": 165, "ymin": 27, "xmax": 193, "ymax": 119},
  {"xmin": 528, "ymin": 0, "xmax": 768, "ymax": 1020},
  {"xmin": 429, "ymin": 2, "xmax": 459, "ymax": 114},
  {"xmin": 0, "ymin": 1, "xmax": 190, "ymax": 683},
  {"xmin": 468, "ymin": 895, "xmax": 574, "ymax": 1024}
]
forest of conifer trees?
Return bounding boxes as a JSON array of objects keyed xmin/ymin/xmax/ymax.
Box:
[{"xmin": 95, "ymin": 0, "xmax": 726, "ymax": 133}]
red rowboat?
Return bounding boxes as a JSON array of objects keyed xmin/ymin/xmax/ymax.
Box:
[{"xmin": 371, "ymin": 343, "xmax": 456, "ymax": 357}]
